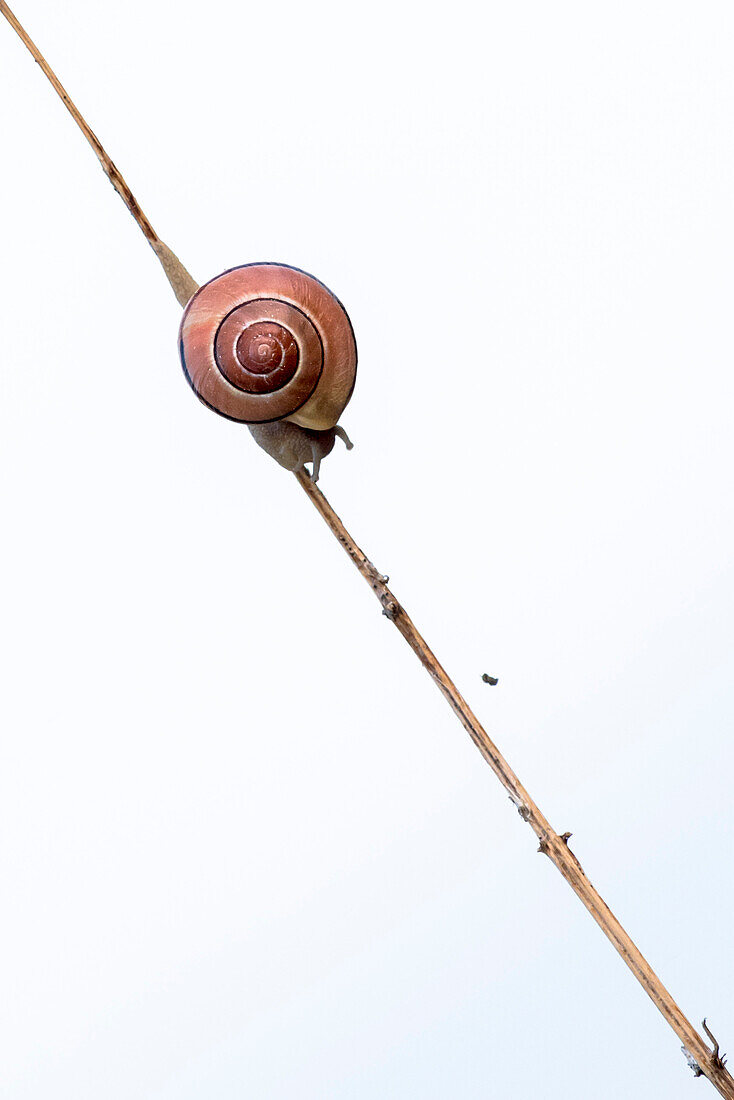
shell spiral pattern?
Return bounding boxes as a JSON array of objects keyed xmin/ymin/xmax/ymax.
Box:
[{"xmin": 179, "ymin": 264, "xmax": 357, "ymax": 431}]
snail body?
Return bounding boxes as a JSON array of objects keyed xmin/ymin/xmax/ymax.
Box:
[
  {"xmin": 249, "ymin": 421, "xmax": 353, "ymax": 481},
  {"xmin": 179, "ymin": 263, "xmax": 357, "ymax": 479}
]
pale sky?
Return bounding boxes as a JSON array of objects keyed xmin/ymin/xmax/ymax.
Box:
[{"xmin": 1, "ymin": 1, "xmax": 733, "ymax": 1097}]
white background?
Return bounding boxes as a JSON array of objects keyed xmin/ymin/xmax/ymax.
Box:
[{"xmin": 1, "ymin": 1, "xmax": 733, "ymax": 1097}]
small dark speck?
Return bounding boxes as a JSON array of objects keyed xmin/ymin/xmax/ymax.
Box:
[{"xmin": 482, "ymin": 674, "xmax": 499, "ymax": 686}]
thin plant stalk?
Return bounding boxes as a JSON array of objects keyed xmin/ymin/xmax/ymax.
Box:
[
  {"xmin": 0, "ymin": 0, "xmax": 196, "ymax": 307},
  {"xmin": 1, "ymin": 2, "xmax": 731, "ymax": 1094},
  {"xmin": 295, "ymin": 470, "xmax": 733, "ymax": 1096}
]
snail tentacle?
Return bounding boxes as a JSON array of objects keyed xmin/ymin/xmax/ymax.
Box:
[
  {"xmin": 310, "ymin": 446, "xmax": 322, "ymax": 483},
  {"xmin": 335, "ymin": 426, "xmax": 354, "ymax": 450}
]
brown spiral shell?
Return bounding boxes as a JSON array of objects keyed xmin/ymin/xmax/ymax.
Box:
[{"xmin": 179, "ymin": 264, "xmax": 357, "ymax": 431}]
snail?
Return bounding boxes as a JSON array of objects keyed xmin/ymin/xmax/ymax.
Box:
[
  {"xmin": 1, "ymin": 4, "xmax": 357, "ymax": 483},
  {"xmin": 178, "ymin": 263, "xmax": 357, "ymax": 481}
]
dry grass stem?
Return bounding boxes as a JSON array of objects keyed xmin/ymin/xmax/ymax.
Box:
[
  {"xmin": 295, "ymin": 469, "xmax": 734, "ymax": 1098},
  {"xmin": 0, "ymin": 0, "xmax": 197, "ymax": 306}
]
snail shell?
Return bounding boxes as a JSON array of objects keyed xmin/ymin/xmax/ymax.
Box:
[{"xmin": 178, "ymin": 263, "xmax": 357, "ymax": 431}]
